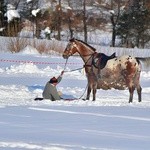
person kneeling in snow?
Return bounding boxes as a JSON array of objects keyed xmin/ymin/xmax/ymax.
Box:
[{"xmin": 42, "ymin": 71, "xmax": 64, "ymax": 101}]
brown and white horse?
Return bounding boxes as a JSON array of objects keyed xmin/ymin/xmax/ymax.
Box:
[{"xmin": 63, "ymin": 38, "xmax": 148, "ymax": 103}]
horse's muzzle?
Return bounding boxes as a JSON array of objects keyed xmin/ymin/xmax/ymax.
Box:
[{"xmin": 62, "ymin": 54, "xmax": 68, "ymax": 59}]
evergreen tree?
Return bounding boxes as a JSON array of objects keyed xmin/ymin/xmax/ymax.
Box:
[
  {"xmin": 0, "ymin": 0, "xmax": 7, "ymax": 35},
  {"xmin": 21, "ymin": 0, "xmax": 41, "ymax": 38},
  {"xmin": 116, "ymin": 1, "xmax": 150, "ymax": 48},
  {"xmin": 21, "ymin": 0, "xmax": 39, "ymax": 19}
]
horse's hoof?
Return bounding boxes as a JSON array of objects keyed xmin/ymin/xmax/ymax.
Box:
[{"xmin": 82, "ymin": 98, "xmax": 87, "ymax": 101}]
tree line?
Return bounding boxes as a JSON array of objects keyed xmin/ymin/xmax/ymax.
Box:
[{"xmin": 0, "ymin": 0, "xmax": 150, "ymax": 48}]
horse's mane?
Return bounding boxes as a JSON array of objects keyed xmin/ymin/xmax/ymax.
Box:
[{"xmin": 75, "ymin": 39, "xmax": 96, "ymax": 52}]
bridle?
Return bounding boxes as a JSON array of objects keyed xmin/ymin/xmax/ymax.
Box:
[{"xmin": 63, "ymin": 42, "xmax": 96, "ymax": 72}]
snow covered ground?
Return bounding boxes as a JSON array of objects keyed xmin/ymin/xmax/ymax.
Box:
[{"xmin": 0, "ymin": 46, "xmax": 150, "ymax": 150}]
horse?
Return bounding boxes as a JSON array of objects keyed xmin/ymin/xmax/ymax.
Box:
[{"xmin": 63, "ymin": 38, "xmax": 149, "ymax": 103}]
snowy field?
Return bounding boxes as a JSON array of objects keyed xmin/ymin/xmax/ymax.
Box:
[{"xmin": 0, "ymin": 46, "xmax": 150, "ymax": 150}]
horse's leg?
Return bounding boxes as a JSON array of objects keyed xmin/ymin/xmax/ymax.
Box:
[
  {"xmin": 92, "ymin": 88, "xmax": 97, "ymax": 101},
  {"xmin": 134, "ymin": 72, "xmax": 142, "ymax": 102},
  {"xmin": 92, "ymin": 83, "xmax": 97, "ymax": 101},
  {"xmin": 129, "ymin": 86, "xmax": 135, "ymax": 103},
  {"xmin": 137, "ymin": 85, "xmax": 142, "ymax": 102},
  {"xmin": 86, "ymin": 85, "xmax": 91, "ymax": 100}
]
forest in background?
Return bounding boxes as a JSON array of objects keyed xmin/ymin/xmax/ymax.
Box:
[{"xmin": 0, "ymin": 0, "xmax": 150, "ymax": 49}]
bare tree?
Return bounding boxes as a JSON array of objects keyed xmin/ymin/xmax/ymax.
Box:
[
  {"xmin": 49, "ymin": 0, "xmax": 62, "ymax": 40},
  {"xmin": 66, "ymin": 0, "xmax": 74, "ymax": 39},
  {"xmin": 14, "ymin": 0, "xmax": 21, "ymax": 9},
  {"xmin": 0, "ymin": 0, "xmax": 4, "ymax": 27},
  {"xmin": 0, "ymin": 0, "xmax": 6, "ymax": 36},
  {"xmin": 110, "ymin": 0, "xmax": 121, "ymax": 47},
  {"xmin": 57, "ymin": 0, "xmax": 62, "ymax": 40},
  {"xmin": 83, "ymin": 0, "xmax": 87, "ymax": 42}
]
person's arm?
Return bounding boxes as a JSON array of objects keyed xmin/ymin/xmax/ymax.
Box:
[{"xmin": 57, "ymin": 71, "xmax": 64, "ymax": 83}]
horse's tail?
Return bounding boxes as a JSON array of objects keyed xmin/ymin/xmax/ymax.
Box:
[{"xmin": 136, "ymin": 57, "xmax": 150, "ymax": 66}]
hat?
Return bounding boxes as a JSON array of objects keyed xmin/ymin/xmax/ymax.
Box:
[{"xmin": 50, "ymin": 77, "xmax": 58, "ymax": 84}]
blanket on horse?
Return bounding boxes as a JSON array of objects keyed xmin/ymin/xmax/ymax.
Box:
[{"xmin": 92, "ymin": 52, "xmax": 116, "ymax": 69}]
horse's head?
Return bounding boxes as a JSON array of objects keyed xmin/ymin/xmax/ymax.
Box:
[{"xmin": 63, "ymin": 38, "xmax": 78, "ymax": 59}]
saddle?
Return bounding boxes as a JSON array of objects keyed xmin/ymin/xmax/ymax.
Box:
[{"xmin": 92, "ymin": 52, "xmax": 116, "ymax": 69}]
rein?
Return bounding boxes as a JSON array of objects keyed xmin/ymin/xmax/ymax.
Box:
[
  {"xmin": 63, "ymin": 58, "xmax": 84, "ymax": 73},
  {"xmin": 61, "ymin": 52, "xmax": 96, "ymax": 100},
  {"xmin": 63, "ymin": 52, "xmax": 95, "ymax": 73},
  {"xmin": 64, "ymin": 58, "xmax": 68, "ymax": 71},
  {"xmin": 69, "ymin": 53, "xmax": 95, "ymax": 57}
]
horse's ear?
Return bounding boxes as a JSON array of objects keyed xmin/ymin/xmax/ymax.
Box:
[{"xmin": 69, "ymin": 38, "xmax": 75, "ymax": 42}]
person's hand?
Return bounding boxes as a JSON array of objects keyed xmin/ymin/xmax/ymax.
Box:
[{"xmin": 61, "ymin": 71, "xmax": 64, "ymax": 76}]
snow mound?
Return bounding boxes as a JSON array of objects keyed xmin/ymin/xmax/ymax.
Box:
[
  {"xmin": 141, "ymin": 71, "xmax": 150, "ymax": 79},
  {"xmin": 5, "ymin": 63, "xmax": 43, "ymax": 74},
  {"xmin": 20, "ymin": 45, "xmax": 40, "ymax": 55}
]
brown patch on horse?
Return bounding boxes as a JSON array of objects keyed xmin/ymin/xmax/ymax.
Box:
[
  {"xmin": 123, "ymin": 60, "xmax": 137, "ymax": 88},
  {"xmin": 125, "ymin": 61, "xmax": 136, "ymax": 75}
]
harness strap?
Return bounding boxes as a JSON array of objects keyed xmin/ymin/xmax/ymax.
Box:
[
  {"xmin": 92, "ymin": 53, "xmax": 102, "ymax": 68},
  {"xmin": 84, "ymin": 64, "xmax": 92, "ymax": 67}
]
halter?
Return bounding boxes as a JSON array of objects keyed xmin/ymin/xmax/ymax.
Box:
[
  {"xmin": 63, "ymin": 52, "xmax": 96, "ymax": 73},
  {"xmin": 64, "ymin": 41, "xmax": 97, "ymax": 72}
]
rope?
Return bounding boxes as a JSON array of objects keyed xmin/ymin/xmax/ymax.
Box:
[
  {"xmin": 77, "ymin": 83, "xmax": 88, "ymax": 100},
  {"xmin": 61, "ymin": 52, "xmax": 97, "ymax": 100},
  {"xmin": 61, "ymin": 58, "xmax": 88, "ymax": 100},
  {"xmin": 63, "ymin": 58, "xmax": 68, "ymax": 71},
  {"xmin": 64, "ymin": 67, "xmax": 84, "ymax": 73},
  {"xmin": 62, "ymin": 57, "xmax": 85, "ymax": 73}
]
